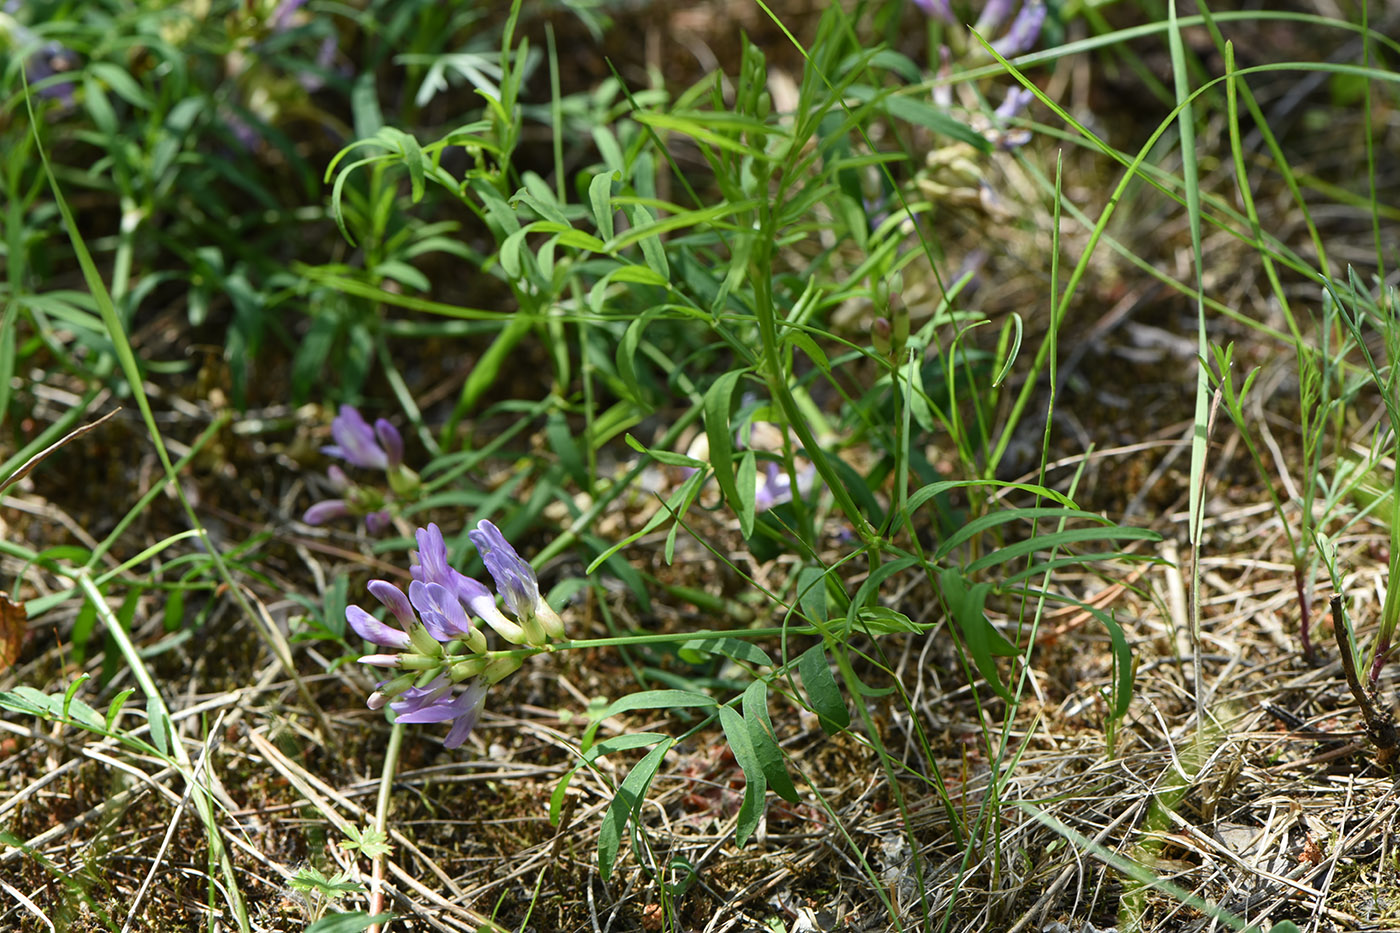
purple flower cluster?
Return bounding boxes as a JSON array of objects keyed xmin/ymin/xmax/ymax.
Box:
[
  {"xmin": 304, "ymin": 405, "xmax": 419, "ymax": 534},
  {"xmin": 916, "ymin": 0, "xmax": 1046, "ymax": 150},
  {"xmin": 346, "ymin": 521, "xmax": 561, "ymax": 748},
  {"xmin": 916, "ymin": 0, "xmax": 1047, "ymax": 59}
]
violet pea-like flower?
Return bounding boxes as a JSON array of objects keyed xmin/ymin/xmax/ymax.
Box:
[
  {"xmin": 411, "ymin": 523, "xmax": 528, "ymax": 645},
  {"xmin": 323, "ymin": 404, "xmax": 403, "ymax": 471},
  {"xmin": 754, "ymin": 461, "xmax": 816, "ymax": 512},
  {"xmin": 391, "ymin": 678, "xmax": 489, "ymax": 750},
  {"xmin": 345, "ymin": 578, "xmax": 443, "ymax": 663},
  {"xmin": 468, "ymin": 520, "xmax": 565, "ymax": 645},
  {"xmin": 408, "ymin": 579, "xmax": 488, "ymax": 655}
]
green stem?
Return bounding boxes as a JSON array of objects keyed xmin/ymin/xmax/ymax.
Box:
[{"xmin": 368, "ymin": 723, "xmax": 405, "ymax": 933}]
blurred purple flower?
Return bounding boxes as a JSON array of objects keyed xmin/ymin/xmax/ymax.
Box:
[
  {"xmin": 271, "ymin": 0, "xmax": 310, "ymax": 31},
  {"xmin": 1, "ymin": 12, "xmax": 80, "ymax": 106},
  {"xmin": 912, "ymin": 0, "xmax": 954, "ymax": 22},
  {"xmin": 303, "ymin": 499, "xmax": 351, "ymax": 525},
  {"xmin": 323, "ymin": 404, "xmax": 401, "ymax": 470},
  {"xmin": 995, "ymin": 86, "xmax": 1034, "ymax": 121},
  {"xmin": 364, "ymin": 509, "xmax": 392, "ymax": 535},
  {"xmin": 990, "ymin": 0, "xmax": 1046, "ymax": 58},
  {"xmin": 754, "ymin": 461, "xmax": 817, "ymax": 512},
  {"xmin": 991, "ymin": 87, "xmax": 1035, "ymax": 149},
  {"xmin": 304, "ymin": 406, "xmax": 414, "ymax": 534},
  {"xmin": 973, "ymin": 0, "xmax": 1015, "ymax": 35}
]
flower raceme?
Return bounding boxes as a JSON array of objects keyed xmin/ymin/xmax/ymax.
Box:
[{"xmin": 346, "ymin": 521, "xmax": 559, "ymax": 748}]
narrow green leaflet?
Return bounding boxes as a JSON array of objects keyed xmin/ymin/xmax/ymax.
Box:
[
  {"xmin": 743, "ymin": 680, "xmax": 799, "ymax": 803},
  {"xmin": 736, "ymin": 449, "xmax": 757, "ymax": 536},
  {"xmin": 1084, "ymin": 606, "xmax": 1135, "ymax": 719},
  {"xmin": 598, "ymin": 739, "xmax": 673, "ymax": 879},
  {"xmin": 933, "ymin": 508, "xmax": 1105, "ymax": 562},
  {"xmin": 147, "ymin": 695, "xmax": 170, "ymax": 756},
  {"xmin": 844, "ymin": 85, "xmax": 990, "ymax": 151},
  {"xmin": 907, "ymin": 480, "xmax": 1074, "ymax": 514},
  {"xmin": 589, "ymin": 171, "xmax": 616, "ymax": 240},
  {"xmin": 704, "ymin": 369, "xmax": 752, "ymax": 537},
  {"xmin": 551, "ymin": 733, "xmax": 670, "ymax": 825},
  {"xmin": 105, "ymin": 688, "xmax": 136, "ymax": 732},
  {"xmin": 795, "ymin": 566, "xmax": 830, "ymax": 624},
  {"xmin": 626, "ymin": 204, "xmax": 670, "ymax": 280},
  {"xmin": 965, "ymin": 525, "xmax": 1161, "ymax": 574},
  {"xmin": 856, "ymin": 606, "xmax": 922, "ymax": 636},
  {"xmin": 677, "ymin": 636, "xmax": 772, "ymax": 667},
  {"xmin": 582, "ymin": 689, "xmax": 716, "ymax": 750},
  {"xmin": 939, "ymin": 568, "xmax": 1017, "ymax": 701},
  {"xmin": 798, "ymin": 644, "xmax": 850, "ymax": 734},
  {"xmin": 718, "ymin": 705, "xmax": 765, "ymax": 847}
]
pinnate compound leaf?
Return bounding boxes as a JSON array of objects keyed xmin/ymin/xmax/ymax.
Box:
[
  {"xmin": 798, "ymin": 644, "xmax": 850, "ymax": 734},
  {"xmin": 718, "ymin": 705, "xmax": 765, "ymax": 847},
  {"xmin": 744, "ymin": 680, "xmax": 799, "ymax": 803},
  {"xmin": 598, "ymin": 739, "xmax": 672, "ymax": 879}
]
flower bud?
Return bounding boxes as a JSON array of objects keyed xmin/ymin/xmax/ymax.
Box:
[
  {"xmin": 398, "ymin": 653, "xmax": 442, "ymax": 671},
  {"xmin": 407, "ymin": 622, "xmax": 443, "ymax": 659},
  {"xmin": 536, "ymin": 602, "xmax": 565, "ymax": 641},
  {"xmin": 387, "ymin": 464, "xmax": 420, "ymax": 498},
  {"xmin": 482, "ymin": 653, "xmax": 524, "ymax": 685},
  {"xmin": 373, "ymin": 672, "xmax": 418, "ymax": 705},
  {"xmin": 449, "ymin": 657, "xmax": 488, "ymax": 682}
]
